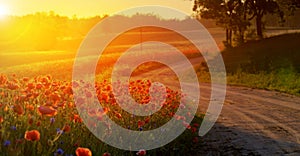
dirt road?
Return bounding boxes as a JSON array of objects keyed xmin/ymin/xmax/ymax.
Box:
[
  {"xmin": 197, "ymin": 84, "xmax": 300, "ymax": 155},
  {"xmin": 132, "ymin": 57, "xmax": 300, "ymax": 155}
]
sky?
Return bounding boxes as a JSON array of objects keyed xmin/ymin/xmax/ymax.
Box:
[{"xmin": 0, "ymin": 0, "xmax": 194, "ymax": 19}]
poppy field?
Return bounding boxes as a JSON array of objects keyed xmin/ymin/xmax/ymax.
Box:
[{"xmin": 0, "ymin": 73, "xmax": 203, "ymax": 156}]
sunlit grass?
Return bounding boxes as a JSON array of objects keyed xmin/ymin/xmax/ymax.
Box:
[{"xmin": 227, "ymin": 67, "xmax": 300, "ymax": 95}]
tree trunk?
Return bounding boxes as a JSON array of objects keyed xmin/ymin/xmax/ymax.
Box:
[
  {"xmin": 225, "ymin": 28, "xmax": 233, "ymax": 47},
  {"xmin": 229, "ymin": 29, "xmax": 232, "ymax": 46},
  {"xmin": 226, "ymin": 28, "xmax": 232, "ymax": 47},
  {"xmin": 256, "ymin": 15, "xmax": 263, "ymax": 39},
  {"xmin": 226, "ymin": 28, "xmax": 229, "ymax": 45},
  {"xmin": 239, "ymin": 27, "xmax": 244, "ymax": 44}
]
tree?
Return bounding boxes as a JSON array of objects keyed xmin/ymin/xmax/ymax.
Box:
[
  {"xmin": 245, "ymin": 0, "xmax": 281, "ymax": 39},
  {"xmin": 193, "ymin": 0, "xmax": 250, "ymax": 46},
  {"xmin": 193, "ymin": 0, "xmax": 286, "ymax": 41}
]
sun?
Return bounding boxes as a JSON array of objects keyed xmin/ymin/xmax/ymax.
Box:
[{"xmin": 0, "ymin": 4, "xmax": 10, "ymax": 19}]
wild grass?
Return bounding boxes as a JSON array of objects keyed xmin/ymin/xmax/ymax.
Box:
[
  {"xmin": 196, "ymin": 33, "xmax": 300, "ymax": 96},
  {"xmin": 227, "ymin": 67, "xmax": 300, "ymax": 95}
]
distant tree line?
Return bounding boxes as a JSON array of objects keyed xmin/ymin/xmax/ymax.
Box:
[
  {"xmin": 0, "ymin": 11, "xmax": 107, "ymax": 51},
  {"xmin": 193, "ymin": 0, "xmax": 300, "ymax": 47},
  {"xmin": 0, "ymin": 11, "xmax": 202, "ymax": 52}
]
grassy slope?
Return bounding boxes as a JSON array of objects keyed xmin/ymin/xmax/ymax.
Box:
[{"xmin": 221, "ymin": 33, "xmax": 300, "ymax": 95}]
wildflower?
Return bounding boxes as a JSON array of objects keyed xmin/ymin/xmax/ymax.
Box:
[
  {"xmin": 28, "ymin": 117, "xmax": 34, "ymax": 125},
  {"xmin": 191, "ymin": 127, "xmax": 197, "ymax": 133},
  {"xmin": 85, "ymin": 90, "xmax": 92, "ymax": 98},
  {"xmin": 73, "ymin": 143, "xmax": 79, "ymax": 147},
  {"xmin": 13, "ymin": 104, "xmax": 24, "ymax": 115},
  {"xmin": 62, "ymin": 124, "xmax": 71, "ymax": 133},
  {"xmin": 23, "ymin": 77, "xmax": 29, "ymax": 82},
  {"xmin": 101, "ymin": 93, "xmax": 109, "ymax": 103},
  {"xmin": 27, "ymin": 83, "xmax": 35, "ymax": 89},
  {"xmin": 72, "ymin": 81, "xmax": 79, "ymax": 88},
  {"xmin": 24, "ymin": 130, "xmax": 40, "ymax": 141},
  {"xmin": 11, "ymin": 126, "xmax": 17, "ymax": 131},
  {"xmin": 16, "ymin": 139, "xmax": 23, "ymax": 144},
  {"xmin": 192, "ymin": 137, "xmax": 199, "ymax": 143},
  {"xmin": 182, "ymin": 121, "xmax": 191, "ymax": 129},
  {"xmin": 72, "ymin": 114, "xmax": 82, "ymax": 123},
  {"xmin": 193, "ymin": 123, "xmax": 200, "ymax": 127},
  {"xmin": 26, "ymin": 104, "xmax": 34, "ymax": 111},
  {"xmin": 136, "ymin": 149, "xmax": 146, "ymax": 156},
  {"xmin": 138, "ymin": 120, "xmax": 145, "ymax": 128},
  {"xmin": 50, "ymin": 118, "xmax": 55, "ymax": 124},
  {"xmin": 115, "ymin": 112, "xmax": 122, "ymax": 119},
  {"xmin": 3, "ymin": 140, "xmax": 10, "ymax": 147},
  {"xmin": 102, "ymin": 107, "xmax": 110, "ymax": 114},
  {"xmin": 102, "ymin": 152, "xmax": 111, "ymax": 156},
  {"xmin": 0, "ymin": 116, "xmax": 3, "ymax": 123},
  {"xmin": 57, "ymin": 102, "xmax": 65, "ymax": 108},
  {"xmin": 7, "ymin": 81, "xmax": 19, "ymax": 90},
  {"xmin": 144, "ymin": 117, "xmax": 150, "ymax": 124},
  {"xmin": 38, "ymin": 105, "xmax": 57, "ymax": 116},
  {"xmin": 36, "ymin": 121, "xmax": 41, "ymax": 126},
  {"xmin": 75, "ymin": 97, "xmax": 85, "ymax": 106},
  {"xmin": 36, "ymin": 82, "xmax": 43, "ymax": 89},
  {"xmin": 75, "ymin": 147, "xmax": 92, "ymax": 156},
  {"xmin": 56, "ymin": 148, "xmax": 64, "ymax": 155},
  {"xmin": 63, "ymin": 86, "xmax": 73, "ymax": 95},
  {"xmin": 56, "ymin": 128, "xmax": 63, "ymax": 135},
  {"xmin": 50, "ymin": 93, "xmax": 60, "ymax": 102}
]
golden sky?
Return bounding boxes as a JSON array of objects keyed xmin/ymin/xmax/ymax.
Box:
[{"xmin": 1, "ymin": 0, "xmax": 194, "ymax": 19}]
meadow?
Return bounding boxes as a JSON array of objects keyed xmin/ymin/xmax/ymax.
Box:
[
  {"xmin": 0, "ymin": 27, "xmax": 207, "ymax": 155},
  {"xmin": 1, "ymin": 12, "xmax": 300, "ymax": 155},
  {"xmin": 0, "ymin": 72, "xmax": 203, "ymax": 155}
]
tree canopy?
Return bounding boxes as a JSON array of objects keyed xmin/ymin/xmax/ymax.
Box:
[{"xmin": 193, "ymin": 0, "xmax": 300, "ymax": 46}]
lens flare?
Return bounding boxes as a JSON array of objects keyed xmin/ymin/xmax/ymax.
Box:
[{"xmin": 0, "ymin": 4, "xmax": 10, "ymax": 19}]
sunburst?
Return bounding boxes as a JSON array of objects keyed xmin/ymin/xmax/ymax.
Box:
[{"xmin": 0, "ymin": 4, "xmax": 10, "ymax": 19}]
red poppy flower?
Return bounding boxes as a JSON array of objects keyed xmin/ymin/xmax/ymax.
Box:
[
  {"xmin": 138, "ymin": 120, "xmax": 145, "ymax": 128},
  {"xmin": 28, "ymin": 117, "xmax": 33, "ymax": 125},
  {"xmin": 75, "ymin": 147, "xmax": 92, "ymax": 156},
  {"xmin": 26, "ymin": 104, "xmax": 34, "ymax": 111},
  {"xmin": 136, "ymin": 149, "xmax": 146, "ymax": 156},
  {"xmin": 102, "ymin": 152, "xmax": 111, "ymax": 156},
  {"xmin": 36, "ymin": 83, "xmax": 43, "ymax": 89},
  {"xmin": 27, "ymin": 83, "xmax": 35, "ymax": 89},
  {"xmin": 13, "ymin": 104, "xmax": 24, "ymax": 115},
  {"xmin": 144, "ymin": 117, "xmax": 150, "ymax": 124},
  {"xmin": 115, "ymin": 112, "xmax": 122, "ymax": 119},
  {"xmin": 38, "ymin": 106, "xmax": 57, "ymax": 116},
  {"xmin": 50, "ymin": 93, "xmax": 60, "ymax": 102},
  {"xmin": 36, "ymin": 121, "xmax": 41, "ymax": 126},
  {"xmin": 7, "ymin": 81, "xmax": 19, "ymax": 90},
  {"xmin": 85, "ymin": 90, "xmax": 92, "ymax": 98},
  {"xmin": 191, "ymin": 127, "xmax": 197, "ymax": 133},
  {"xmin": 21, "ymin": 76, "xmax": 29, "ymax": 81},
  {"xmin": 24, "ymin": 130, "xmax": 40, "ymax": 141},
  {"xmin": 101, "ymin": 94, "xmax": 109, "ymax": 103},
  {"xmin": 63, "ymin": 124, "xmax": 71, "ymax": 133},
  {"xmin": 192, "ymin": 137, "xmax": 199, "ymax": 143},
  {"xmin": 73, "ymin": 114, "xmax": 82, "ymax": 123},
  {"xmin": 72, "ymin": 81, "xmax": 80, "ymax": 88},
  {"xmin": 64, "ymin": 86, "xmax": 73, "ymax": 95}
]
